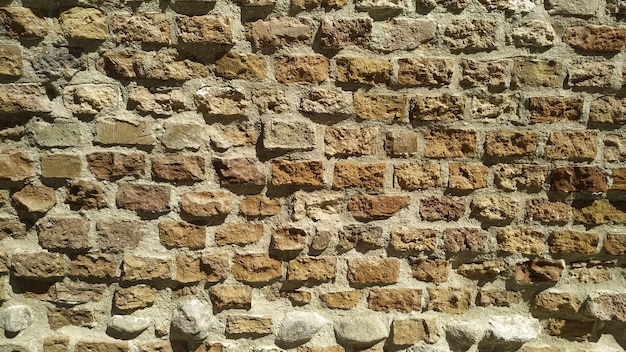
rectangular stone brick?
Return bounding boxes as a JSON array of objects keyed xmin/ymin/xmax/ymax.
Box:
[
  {"xmin": 460, "ymin": 59, "xmax": 511, "ymax": 88},
  {"xmin": 444, "ymin": 18, "xmax": 498, "ymax": 51},
  {"xmin": 0, "ymin": 150, "xmax": 35, "ymax": 181},
  {"xmin": 448, "ymin": 163, "xmax": 488, "ymax": 190},
  {"xmin": 75, "ymin": 341, "xmax": 128, "ymax": 352},
  {"xmin": 443, "ymin": 228, "xmax": 487, "ymax": 253},
  {"xmin": 336, "ymin": 57, "xmax": 392, "ymax": 85},
  {"xmin": 528, "ymin": 96, "xmax": 584, "ymax": 123},
  {"xmin": 0, "ymin": 84, "xmax": 53, "ymax": 112},
  {"xmin": 59, "ymin": 8, "xmax": 108, "ymax": 40},
  {"xmin": 325, "ymin": 127, "xmax": 377, "ymax": 157},
  {"xmin": 478, "ymin": 289, "xmax": 522, "ymax": 307},
  {"xmin": 226, "ymin": 315, "xmax": 272, "ymax": 336},
  {"xmin": 271, "ymin": 225, "xmax": 307, "ymax": 253},
  {"xmin": 604, "ymin": 134, "xmax": 626, "ymax": 161},
  {"xmin": 117, "ymin": 183, "xmax": 171, "ymax": 213},
  {"xmin": 100, "ymin": 50, "xmax": 147, "ymax": 78},
  {"xmin": 354, "ymin": 93, "xmax": 406, "ymax": 120},
  {"xmin": 271, "ymin": 160, "xmax": 324, "ymax": 187},
  {"xmin": 497, "ymin": 228, "xmax": 544, "ymax": 255},
  {"xmin": 215, "ymin": 223, "xmax": 263, "ymax": 246},
  {"xmin": 493, "ymin": 164, "xmax": 549, "ymax": 192},
  {"xmin": 122, "ymin": 254, "xmax": 172, "ymax": 281},
  {"xmin": 420, "ymin": 196, "xmax": 465, "ymax": 221},
  {"xmin": 287, "ymin": 257, "xmax": 336, "ymax": 282},
  {"xmin": 152, "ymin": 155, "xmax": 205, "ymax": 182},
  {"xmin": 411, "ymin": 258, "xmax": 449, "ymax": 283},
  {"xmin": 0, "ymin": 7, "xmax": 48, "ymax": 38},
  {"xmin": 96, "ymin": 218, "xmax": 143, "ymax": 252},
  {"xmin": 0, "ymin": 45, "xmax": 23, "ymax": 76},
  {"xmin": 397, "ymin": 58, "xmax": 453, "ymax": 87},
  {"xmin": 12, "ymin": 251, "xmax": 67, "ymax": 279},
  {"xmin": 275, "ymin": 55, "xmax": 329, "ymax": 83},
  {"xmin": 369, "ymin": 288, "xmax": 422, "ymax": 312},
  {"xmin": 512, "ymin": 59, "xmax": 565, "ymax": 88},
  {"xmin": 470, "ymin": 95, "xmax": 519, "ymax": 123},
  {"xmin": 320, "ymin": 18, "xmax": 372, "ymax": 48},
  {"xmin": 112, "ymin": 13, "xmax": 170, "ymax": 44},
  {"xmin": 390, "ymin": 318, "xmax": 438, "ymax": 346},
  {"xmin": 246, "ymin": 18, "xmax": 311, "ymax": 48},
  {"xmin": 484, "ymin": 130, "xmax": 538, "ymax": 158},
  {"xmin": 215, "ymin": 51, "xmax": 265, "ymax": 79},
  {"xmin": 263, "ymin": 119, "xmax": 315, "ymax": 151},
  {"xmin": 549, "ymin": 231, "xmax": 599, "ymax": 255},
  {"xmin": 43, "ymin": 336, "xmax": 70, "ymax": 352},
  {"xmin": 563, "ymin": 25, "xmax": 626, "ymax": 53},
  {"xmin": 37, "ymin": 217, "xmax": 90, "ymax": 251},
  {"xmin": 87, "ymin": 152, "xmax": 145, "ymax": 179},
  {"xmin": 320, "ymin": 290, "xmax": 361, "ymax": 309},
  {"xmin": 32, "ymin": 121, "xmax": 85, "ymax": 148},
  {"xmin": 175, "ymin": 253, "xmax": 209, "ymax": 283},
  {"xmin": 526, "ymin": 198, "xmax": 571, "ymax": 225},
  {"xmin": 372, "ymin": 18, "xmax": 436, "ymax": 52},
  {"xmin": 159, "ymin": 220, "xmax": 206, "ymax": 249},
  {"xmin": 333, "ymin": 162, "xmax": 385, "ymax": 189},
  {"xmin": 589, "ymin": 96, "xmax": 626, "ymax": 125},
  {"xmin": 148, "ymin": 50, "xmax": 209, "ymax": 80},
  {"xmin": 94, "ymin": 116, "xmax": 156, "ymax": 146},
  {"xmin": 613, "ymin": 168, "xmax": 626, "ymax": 190},
  {"xmin": 568, "ymin": 59, "xmax": 615, "ymax": 88},
  {"xmin": 390, "ymin": 228, "xmax": 437, "ymax": 253},
  {"xmin": 394, "ymin": 162, "xmax": 440, "ymax": 190},
  {"xmin": 385, "ymin": 130, "xmax": 418, "ymax": 156},
  {"xmin": 240, "ymin": 195, "xmax": 281, "ymax": 217},
  {"xmin": 424, "ymin": 129, "xmax": 476, "ymax": 158},
  {"xmin": 546, "ymin": 131, "xmax": 597, "ymax": 160},
  {"xmin": 64, "ymin": 84, "xmax": 120, "ymax": 115},
  {"xmin": 41, "ymin": 154, "xmax": 82, "ymax": 179},
  {"xmin": 70, "ymin": 253, "xmax": 119, "ymax": 279},
  {"xmin": 209, "ymin": 285, "xmax": 252, "ymax": 310},
  {"xmin": 177, "ymin": 15, "xmax": 232, "ymax": 44},
  {"xmin": 180, "ymin": 191, "xmax": 232, "ymax": 218},
  {"xmin": 410, "ymin": 96, "xmax": 466, "ymax": 121},
  {"xmin": 348, "ymin": 194, "xmax": 409, "ymax": 220},
  {"xmin": 194, "ymin": 86, "xmax": 246, "ymax": 116},
  {"xmin": 551, "ymin": 167, "xmax": 607, "ymax": 193},
  {"xmin": 347, "ymin": 257, "xmax": 399, "ymax": 285},
  {"xmin": 232, "ymin": 253, "xmax": 282, "ymax": 283},
  {"xmin": 428, "ymin": 287, "xmax": 471, "ymax": 313}
]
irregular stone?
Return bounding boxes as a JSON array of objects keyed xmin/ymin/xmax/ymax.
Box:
[
  {"xmin": 152, "ymin": 155, "xmax": 205, "ymax": 182},
  {"xmin": 0, "ymin": 305, "xmax": 33, "ymax": 333},
  {"xmin": 0, "ymin": 7, "xmax": 48, "ymax": 38},
  {"xmin": 393, "ymin": 162, "xmax": 440, "ymax": 190},
  {"xmin": 293, "ymin": 191, "xmax": 343, "ymax": 221},
  {"xmin": 319, "ymin": 18, "xmax": 372, "ymax": 49},
  {"xmin": 410, "ymin": 258, "xmax": 450, "ymax": 283},
  {"xmin": 478, "ymin": 290, "xmax": 522, "ymax": 307},
  {"xmin": 172, "ymin": 300, "xmax": 214, "ymax": 340},
  {"xmin": 12, "ymin": 184, "xmax": 56, "ymax": 213},
  {"xmin": 87, "ymin": 152, "xmax": 145, "ymax": 179},
  {"xmin": 371, "ymin": 18, "xmax": 436, "ymax": 52},
  {"xmin": 12, "ymin": 251, "xmax": 67, "ymax": 279},
  {"xmin": 338, "ymin": 224, "xmax": 384, "ymax": 251},
  {"xmin": 225, "ymin": 315, "xmax": 272, "ymax": 336},
  {"xmin": 390, "ymin": 228, "xmax": 437, "ymax": 253},
  {"xmin": 159, "ymin": 220, "xmax": 206, "ymax": 249},
  {"xmin": 546, "ymin": 0, "xmax": 598, "ymax": 15},
  {"xmin": 563, "ymin": 25, "xmax": 626, "ymax": 53},
  {"xmin": 180, "ymin": 191, "xmax": 232, "ymax": 218},
  {"xmin": 515, "ymin": 259, "xmax": 564, "ymax": 284},
  {"xmin": 494, "ymin": 164, "xmax": 548, "ymax": 193},
  {"xmin": 43, "ymin": 336, "xmax": 71, "ymax": 352},
  {"xmin": 215, "ymin": 223, "xmax": 263, "ymax": 246},
  {"xmin": 112, "ymin": 13, "xmax": 170, "ymax": 44},
  {"xmin": 271, "ymin": 226, "xmax": 307, "ymax": 253},
  {"xmin": 528, "ymin": 96, "xmax": 584, "ymax": 123},
  {"xmin": 122, "ymin": 255, "xmax": 172, "ymax": 281},
  {"xmin": 443, "ymin": 228, "xmax": 488, "ymax": 253},
  {"xmin": 287, "ymin": 257, "xmax": 336, "ymax": 282},
  {"xmin": 398, "ymin": 58, "xmax": 453, "ymax": 87},
  {"xmin": 240, "ymin": 195, "xmax": 281, "ymax": 217},
  {"xmin": 446, "ymin": 321, "xmax": 485, "ymax": 348},
  {"xmin": 70, "ymin": 253, "xmax": 118, "ymax": 279},
  {"xmin": 533, "ymin": 291, "xmax": 582, "ymax": 314},
  {"xmin": 194, "ymin": 87, "xmax": 246, "ymax": 116},
  {"xmin": 0, "ymin": 218, "xmax": 27, "ymax": 240},
  {"xmin": 264, "ymin": 119, "xmax": 315, "ymax": 151},
  {"xmin": 0, "ymin": 45, "xmax": 22, "ymax": 76},
  {"xmin": 320, "ymin": 291, "xmax": 361, "ymax": 309},
  {"xmin": 95, "ymin": 116, "xmax": 155, "ymax": 146},
  {"xmin": 549, "ymin": 231, "xmax": 599, "ymax": 255},
  {"xmin": 215, "ymin": 52, "xmax": 265, "ymax": 79},
  {"xmin": 336, "ymin": 57, "xmax": 392, "ymax": 85},
  {"xmin": 48, "ymin": 308, "xmax": 95, "ymax": 330},
  {"xmin": 458, "ymin": 260, "xmax": 507, "ymax": 279},
  {"xmin": 209, "ymin": 285, "xmax": 252, "ymax": 310},
  {"xmin": 410, "ymin": 95, "xmax": 465, "ymax": 121},
  {"xmin": 0, "ymin": 84, "xmax": 54, "ymax": 113},
  {"xmin": 385, "ymin": 130, "xmax": 418, "ymax": 156},
  {"xmin": 66, "ymin": 180, "xmax": 107, "ymax": 210},
  {"xmin": 324, "ymin": 127, "xmax": 377, "ymax": 157},
  {"xmin": 546, "ymin": 319, "xmax": 594, "ymax": 342},
  {"xmin": 175, "ymin": 253, "xmax": 208, "ymax": 284},
  {"xmin": 40, "ymin": 153, "xmax": 82, "ymax": 179},
  {"xmin": 509, "ymin": 20, "xmax": 555, "ymax": 48},
  {"xmin": 569, "ymin": 59, "xmax": 615, "ymax": 88},
  {"xmin": 31, "ymin": 120, "xmax": 84, "ymax": 148},
  {"xmin": 114, "ymin": 285, "xmax": 157, "ymax": 312},
  {"xmin": 444, "ymin": 18, "xmax": 498, "ymax": 51},
  {"xmin": 177, "ymin": 15, "xmax": 232, "ymax": 44},
  {"xmin": 252, "ymin": 88, "xmax": 288, "ymax": 113},
  {"xmin": 484, "ymin": 130, "xmax": 538, "ymax": 158},
  {"xmin": 551, "ymin": 167, "xmax": 607, "ymax": 193},
  {"xmin": 48, "ymin": 281, "xmax": 106, "ymax": 305},
  {"xmin": 275, "ymin": 55, "xmax": 329, "ymax": 83},
  {"xmin": 0, "ymin": 150, "xmax": 34, "ymax": 181},
  {"xmin": 448, "ymin": 163, "xmax": 488, "ymax": 190},
  {"xmin": 391, "ymin": 319, "xmax": 439, "ymax": 346},
  {"xmin": 356, "ymin": 0, "xmax": 411, "ymax": 9},
  {"xmin": 63, "ymin": 84, "xmax": 119, "ymax": 115},
  {"xmin": 271, "ymin": 160, "xmax": 324, "ymax": 187},
  {"xmin": 573, "ymin": 200, "xmax": 626, "ymax": 225},
  {"xmin": 496, "ymin": 228, "xmax": 544, "ymax": 255},
  {"xmin": 424, "ymin": 129, "xmax": 476, "ymax": 158},
  {"xmin": 148, "ymin": 50, "xmax": 209, "ymax": 80},
  {"xmin": 428, "ymin": 287, "xmax": 471, "ymax": 314},
  {"xmin": 128, "ymin": 87, "xmax": 186, "ymax": 117},
  {"xmin": 470, "ymin": 95, "xmax": 519, "ymax": 123},
  {"xmin": 201, "ymin": 253, "xmax": 230, "ymax": 283},
  {"xmin": 245, "ymin": 18, "xmax": 312, "ymax": 48},
  {"xmin": 232, "ymin": 254, "xmax": 282, "ymax": 283},
  {"xmin": 109, "ymin": 315, "xmax": 151, "ymax": 335},
  {"xmin": 277, "ymin": 312, "xmax": 326, "ymax": 345},
  {"xmin": 369, "ymin": 288, "xmax": 422, "ymax": 312},
  {"xmin": 470, "ymin": 195, "xmax": 519, "ymax": 225},
  {"xmin": 74, "ymin": 341, "xmax": 128, "ymax": 352},
  {"xmin": 117, "ymin": 183, "xmax": 170, "ymax": 213},
  {"xmin": 37, "ymin": 217, "xmax": 90, "ymax": 251},
  {"xmin": 96, "ymin": 218, "xmax": 143, "ymax": 252},
  {"xmin": 33, "ymin": 46, "xmax": 83, "ymax": 78},
  {"xmin": 348, "ymin": 194, "xmax": 409, "ymax": 220},
  {"xmin": 59, "ymin": 7, "xmax": 108, "ymax": 40},
  {"xmin": 512, "ymin": 59, "xmax": 565, "ymax": 88},
  {"xmin": 347, "ymin": 257, "xmax": 399, "ymax": 286},
  {"xmin": 461, "ymin": 59, "xmax": 511, "ymax": 88},
  {"xmin": 334, "ymin": 314, "xmax": 388, "ymax": 347},
  {"xmin": 547, "ymin": 131, "xmax": 597, "ymax": 160},
  {"xmin": 485, "ymin": 315, "xmax": 540, "ymax": 343}
]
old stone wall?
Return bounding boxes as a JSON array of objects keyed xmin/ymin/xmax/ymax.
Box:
[{"xmin": 1, "ymin": 0, "xmax": 626, "ymax": 351}]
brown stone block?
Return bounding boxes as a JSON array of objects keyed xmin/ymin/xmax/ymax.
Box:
[
  {"xmin": 348, "ymin": 194, "xmax": 409, "ymax": 220},
  {"xmin": 369, "ymin": 288, "xmax": 422, "ymax": 312},
  {"xmin": 347, "ymin": 257, "xmax": 399, "ymax": 286}
]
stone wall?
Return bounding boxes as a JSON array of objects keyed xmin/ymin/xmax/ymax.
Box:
[{"xmin": 1, "ymin": 0, "xmax": 626, "ymax": 351}]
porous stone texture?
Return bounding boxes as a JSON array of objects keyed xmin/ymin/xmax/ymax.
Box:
[{"xmin": 0, "ymin": 2, "xmax": 623, "ymax": 351}]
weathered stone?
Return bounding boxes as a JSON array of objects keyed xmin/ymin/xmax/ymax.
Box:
[
  {"xmin": 194, "ymin": 87, "xmax": 246, "ymax": 116},
  {"xmin": 0, "ymin": 84, "xmax": 54, "ymax": 113},
  {"xmin": 287, "ymin": 257, "xmax": 336, "ymax": 282},
  {"xmin": 443, "ymin": 228, "xmax": 487, "ymax": 253},
  {"xmin": 201, "ymin": 253, "xmax": 230, "ymax": 283},
  {"xmin": 546, "ymin": 131, "xmax": 597, "ymax": 160},
  {"xmin": 497, "ymin": 228, "xmax": 544, "ymax": 255},
  {"xmin": 301, "ymin": 89, "xmax": 352, "ymax": 116},
  {"xmin": 614, "ymin": 168, "xmax": 626, "ymax": 190},
  {"xmin": 569, "ymin": 59, "xmax": 615, "ymax": 88},
  {"xmin": 122, "ymin": 255, "xmax": 172, "ymax": 281},
  {"xmin": 573, "ymin": 200, "xmax": 626, "ymax": 225},
  {"xmin": 319, "ymin": 18, "xmax": 372, "ymax": 49},
  {"xmin": 470, "ymin": 195, "xmax": 519, "ymax": 225},
  {"xmin": 390, "ymin": 228, "xmax": 437, "ymax": 253},
  {"xmin": 213, "ymin": 124, "xmax": 259, "ymax": 151},
  {"xmin": 275, "ymin": 55, "xmax": 329, "ymax": 83},
  {"xmin": 420, "ymin": 196, "xmax": 465, "ymax": 221},
  {"xmin": 41, "ymin": 154, "xmax": 82, "ymax": 179},
  {"xmin": 515, "ymin": 259, "xmax": 564, "ymax": 284},
  {"xmin": 347, "ymin": 257, "xmax": 399, "ymax": 285},
  {"xmin": 512, "ymin": 59, "xmax": 565, "ymax": 88},
  {"xmin": 391, "ymin": 319, "xmax": 439, "ymax": 346},
  {"xmin": 48, "ymin": 280, "xmax": 106, "ymax": 305},
  {"xmin": 590, "ymin": 96, "xmax": 626, "ymax": 125},
  {"xmin": 37, "ymin": 217, "xmax": 90, "ymax": 251},
  {"xmin": 479, "ymin": 0, "xmax": 535, "ymax": 12},
  {"xmin": 385, "ymin": 130, "xmax": 418, "ymax": 156},
  {"xmin": 95, "ymin": 116, "xmax": 155, "ymax": 146},
  {"xmin": 0, "ymin": 150, "xmax": 34, "ymax": 181},
  {"xmin": 445, "ymin": 321, "xmax": 485, "ymax": 348},
  {"xmin": 424, "ymin": 129, "xmax": 476, "ymax": 158},
  {"xmin": 444, "ymin": 19, "xmax": 498, "ymax": 51},
  {"xmin": 112, "ymin": 13, "xmax": 170, "ymax": 44},
  {"xmin": 148, "ymin": 50, "xmax": 210, "ymax": 80},
  {"xmin": 293, "ymin": 191, "xmax": 342, "ymax": 221},
  {"xmin": 460, "ymin": 59, "xmax": 511, "ymax": 88},
  {"xmin": 96, "ymin": 218, "xmax": 143, "ymax": 252},
  {"xmin": 369, "ymin": 288, "xmax": 422, "ymax": 312},
  {"xmin": 177, "ymin": 15, "xmax": 232, "ymax": 44},
  {"xmin": 172, "ymin": 300, "xmax": 214, "ymax": 340},
  {"xmin": 0, "ymin": 305, "xmax": 33, "ymax": 333},
  {"xmin": 549, "ymin": 231, "xmax": 599, "ymax": 255},
  {"xmin": 533, "ymin": 291, "xmax": 582, "ymax": 314},
  {"xmin": 371, "ymin": 18, "xmax": 436, "ymax": 52},
  {"xmin": 325, "ymin": 127, "xmax": 376, "ymax": 157},
  {"xmin": 398, "ymin": 58, "xmax": 453, "ymax": 87},
  {"xmin": 546, "ymin": 0, "xmax": 598, "ymax": 15},
  {"xmin": 321, "ymin": 291, "xmax": 361, "ymax": 309},
  {"xmin": 272, "ymin": 160, "xmax": 324, "ymax": 187},
  {"xmin": 48, "ymin": 308, "xmax": 95, "ymax": 330},
  {"xmin": 226, "ymin": 315, "xmax": 272, "ymax": 336},
  {"xmin": 215, "ymin": 224, "xmax": 263, "ymax": 246},
  {"xmin": 246, "ymin": 18, "xmax": 312, "ymax": 48},
  {"xmin": 428, "ymin": 287, "xmax": 471, "ymax": 314},
  {"xmin": 334, "ymin": 314, "xmax": 388, "ymax": 347},
  {"xmin": 470, "ymin": 95, "xmax": 519, "ymax": 123},
  {"xmin": 59, "ymin": 8, "xmax": 108, "ymax": 40},
  {"xmin": 109, "ymin": 315, "xmax": 151, "ymax": 335},
  {"xmin": 570, "ymin": 262, "xmax": 613, "ymax": 283},
  {"xmin": 31, "ymin": 120, "xmax": 84, "ymax": 148},
  {"xmin": 354, "ymin": 93, "xmax": 406, "ymax": 120},
  {"xmin": 563, "ymin": 25, "xmax": 626, "ymax": 53},
  {"xmin": 117, "ymin": 183, "xmax": 170, "ymax": 213},
  {"xmin": 336, "ymin": 57, "xmax": 392, "ymax": 86},
  {"xmin": 233, "ymin": 254, "xmax": 282, "ymax": 283},
  {"xmin": 43, "ymin": 336, "xmax": 70, "ymax": 352},
  {"xmin": 63, "ymin": 84, "xmax": 119, "ymax": 115},
  {"xmin": 264, "ymin": 119, "xmax": 315, "ymax": 151},
  {"xmin": 271, "ymin": 226, "xmax": 307, "ymax": 253},
  {"xmin": 0, "ymin": 218, "xmax": 27, "ymax": 240},
  {"xmin": 159, "ymin": 220, "xmax": 206, "ymax": 249},
  {"xmin": 292, "ymin": 0, "xmax": 348, "ymax": 8},
  {"xmin": 528, "ymin": 96, "xmax": 584, "ymax": 123},
  {"xmin": 410, "ymin": 258, "xmax": 450, "ymax": 283},
  {"xmin": 334, "ymin": 162, "xmax": 385, "ymax": 189},
  {"xmin": 240, "ymin": 195, "xmax": 281, "ymax": 217},
  {"xmin": 448, "ymin": 163, "xmax": 488, "ymax": 190},
  {"xmin": 458, "ymin": 260, "xmax": 508, "ymax": 279},
  {"xmin": 66, "ymin": 180, "xmax": 107, "ymax": 210},
  {"xmin": 348, "ymin": 194, "xmax": 409, "ymax": 220},
  {"xmin": 33, "ymin": 46, "xmax": 83, "ymax": 78},
  {"xmin": 152, "ymin": 155, "xmax": 205, "ymax": 182},
  {"xmin": 493, "ymin": 164, "xmax": 549, "ymax": 193},
  {"xmin": 75, "ymin": 341, "xmax": 128, "ymax": 352},
  {"xmin": 209, "ymin": 285, "xmax": 252, "ymax": 310},
  {"xmin": 175, "ymin": 253, "xmax": 209, "ymax": 283},
  {"xmin": 12, "ymin": 184, "xmax": 56, "ymax": 213},
  {"xmin": 546, "ymin": 319, "xmax": 594, "ymax": 342},
  {"xmin": 71, "ymin": 253, "xmax": 118, "ymax": 279},
  {"xmin": 129, "ymin": 87, "xmax": 186, "ymax": 117},
  {"xmin": 410, "ymin": 95, "xmax": 466, "ymax": 121},
  {"xmin": 338, "ymin": 224, "xmax": 384, "ymax": 251},
  {"xmin": 509, "ymin": 20, "xmax": 555, "ymax": 48},
  {"xmin": 0, "ymin": 7, "xmax": 48, "ymax": 38},
  {"xmin": 0, "ymin": 45, "xmax": 22, "ymax": 76},
  {"xmin": 484, "ymin": 130, "xmax": 538, "ymax": 158},
  {"xmin": 277, "ymin": 312, "xmax": 326, "ymax": 345},
  {"xmin": 180, "ymin": 191, "xmax": 232, "ymax": 218},
  {"xmin": 215, "ymin": 52, "xmax": 265, "ymax": 79},
  {"xmin": 551, "ymin": 167, "xmax": 608, "ymax": 193},
  {"xmin": 12, "ymin": 251, "xmax": 66, "ymax": 279},
  {"xmin": 87, "ymin": 152, "xmax": 145, "ymax": 179},
  {"xmin": 356, "ymin": 0, "xmax": 411, "ymax": 9},
  {"xmin": 486, "ymin": 315, "xmax": 540, "ymax": 343},
  {"xmin": 478, "ymin": 289, "xmax": 522, "ymax": 307}
]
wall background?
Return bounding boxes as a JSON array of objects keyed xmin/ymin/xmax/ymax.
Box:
[{"xmin": 1, "ymin": 0, "xmax": 626, "ymax": 351}]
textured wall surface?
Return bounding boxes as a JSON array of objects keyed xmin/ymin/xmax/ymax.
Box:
[{"xmin": 1, "ymin": 0, "xmax": 626, "ymax": 351}]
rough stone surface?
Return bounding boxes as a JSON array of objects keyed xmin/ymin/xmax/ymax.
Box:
[
  {"xmin": 277, "ymin": 311, "xmax": 326, "ymax": 345},
  {"xmin": 172, "ymin": 300, "xmax": 214, "ymax": 340},
  {"xmin": 0, "ymin": 305, "xmax": 34, "ymax": 333},
  {"xmin": 334, "ymin": 314, "xmax": 388, "ymax": 347}
]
